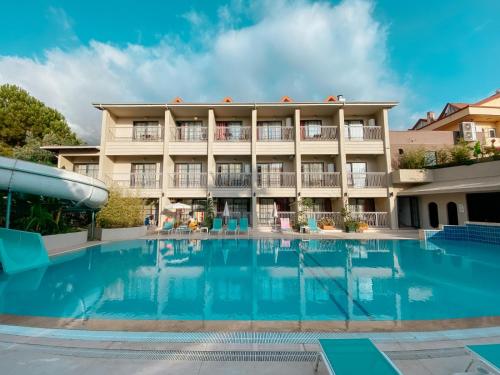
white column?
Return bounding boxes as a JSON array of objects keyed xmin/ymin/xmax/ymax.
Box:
[
  {"xmin": 207, "ymin": 109, "xmax": 216, "ymax": 195},
  {"xmin": 294, "ymin": 109, "xmax": 302, "ymax": 204},
  {"xmin": 379, "ymin": 108, "xmax": 397, "ymax": 229},
  {"xmin": 251, "ymin": 108, "xmax": 258, "ymax": 227},
  {"xmin": 336, "ymin": 108, "xmax": 348, "ymax": 208}
]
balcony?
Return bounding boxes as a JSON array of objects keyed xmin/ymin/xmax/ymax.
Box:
[
  {"xmin": 257, "ymin": 172, "xmax": 295, "ymax": 188},
  {"xmin": 301, "ymin": 172, "xmax": 341, "ymax": 188},
  {"xmin": 212, "ymin": 173, "xmax": 252, "ymax": 188},
  {"xmin": 106, "ymin": 173, "xmax": 162, "ymax": 190},
  {"xmin": 257, "ymin": 127, "xmax": 294, "ymax": 141},
  {"xmin": 300, "ymin": 126, "xmax": 338, "ymax": 141},
  {"xmin": 106, "ymin": 126, "xmax": 164, "ymax": 155},
  {"xmin": 170, "ymin": 127, "xmax": 208, "ymax": 142},
  {"xmin": 167, "ymin": 173, "xmax": 208, "ymax": 188},
  {"xmin": 347, "ymin": 172, "xmax": 386, "ymax": 187},
  {"xmin": 214, "ymin": 126, "xmax": 251, "ymax": 141},
  {"xmin": 344, "ymin": 125, "xmax": 382, "ymax": 140}
]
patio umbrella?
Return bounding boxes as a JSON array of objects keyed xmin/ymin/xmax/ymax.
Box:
[
  {"xmin": 164, "ymin": 202, "xmax": 191, "ymax": 212},
  {"xmin": 223, "ymin": 201, "xmax": 230, "ymax": 224}
]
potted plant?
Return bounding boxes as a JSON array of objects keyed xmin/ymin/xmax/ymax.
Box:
[
  {"xmin": 357, "ymin": 222, "xmax": 369, "ymax": 232},
  {"xmin": 341, "ymin": 206, "xmax": 359, "ymax": 233}
]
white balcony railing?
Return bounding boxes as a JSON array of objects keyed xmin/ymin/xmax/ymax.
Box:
[
  {"xmin": 350, "ymin": 212, "xmax": 388, "ymax": 227},
  {"xmin": 212, "ymin": 173, "xmax": 252, "ymax": 188},
  {"xmin": 257, "ymin": 127, "xmax": 294, "ymax": 141},
  {"xmin": 167, "ymin": 173, "xmax": 208, "ymax": 188},
  {"xmin": 108, "ymin": 126, "xmax": 164, "ymax": 142},
  {"xmin": 300, "ymin": 126, "xmax": 338, "ymax": 141},
  {"xmin": 215, "ymin": 211, "xmax": 251, "ymax": 221},
  {"xmin": 214, "ymin": 126, "xmax": 251, "ymax": 141},
  {"xmin": 258, "ymin": 211, "xmax": 296, "ymax": 225},
  {"xmin": 305, "ymin": 211, "xmax": 343, "ymax": 226},
  {"xmin": 347, "ymin": 172, "xmax": 386, "ymax": 188},
  {"xmin": 170, "ymin": 127, "xmax": 208, "ymax": 142},
  {"xmin": 257, "ymin": 172, "xmax": 296, "ymax": 188},
  {"xmin": 301, "ymin": 172, "xmax": 341, "ymax": 188},
  {"xmin": 344, "ymin": 125, "xmax": 382, "ymax": 140},
  {"xmin": 106, "ymin": 173, "xmax": 163, "ymax": 189}
]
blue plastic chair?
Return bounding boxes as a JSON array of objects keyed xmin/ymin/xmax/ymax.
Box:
[
  {"xmin": 315, "ymin": 339, "xmax": 402, "ymax": 375},
  {"xmin": 239, "ymin": 218, "xmax": 249, "ymax": 235},
  {"xmin": 161, "ymin": 218, "xmax": 175, "ymax": 233},
  {"xmin": 210, "ymin": 218, "xmax": 223, "ymax": 235},
  {"xmin": 225, "ymin": 219, "xmax": 239, "ymax": 234},
  {"xmin": 307, "ymin": 217, "xmax": 321, "ymax": 233}
]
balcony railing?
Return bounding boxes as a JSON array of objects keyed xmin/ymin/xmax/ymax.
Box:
[
  {"xmin": 212, "ymin": 173, "xmax": 252, "ymax": 188},
  {"xmin": 258, "ymin": 211, "xmax": 296, "ymax": 225},
  {"xmin": 306, "ymin": 211, "xmax": 343, "ymax": 226},
  {"xmin": 170, "ymin": 127, "xmax": 208, "ymax": 141},
  {"xmin": 347, "ymin": 172, "xmax": 386, "ymax": 188},
  {"xmin": 215, "ymin": 211, "xmax": 251, "ymax": 221},
  {"xmin": 257, "ymin": 172, "xmax": 295, "ymax": 188},
  {"xmin": 108, "ymin": 126, "xmax": 164, "ymax": 142},
  {"xmin": 344, "ymin": 125, "xmax": 382, "ymax": 140},
  {"xmin": 257, "ymin": 127, "xmax": 294, "ymax": 141},
  {"xmin": 106, "ymin": 173, "xmax": 162, "ymax": 189},
  {"xmin": 167, "ymin": 173, "xmax": 208, "ymax": 188},
  {"xmin": 350, "ymin": 212, "xmax": 388, "ymax": 227},
  {"xmin": 301, "ymin": 172, "xmax": 341, "ymax": 188},
  {"xmin": 214, "ymin": 126, "xmax": 251, "ymax": 141},
  {"xmin": 300, "ymin": 126, "xmax": 338, "ymax": 141}
]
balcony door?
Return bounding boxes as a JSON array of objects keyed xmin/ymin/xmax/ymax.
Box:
[
  {"xmin": 74, "ymin": 163, "xmax": 99, "ymax": 179},
  {"xmin": 257, "ymin": 163, "xmax": 283, "ymax": 187},
  {"xmin": 133, "ymin": 121, "xmax": 160, "ymax": 141},
  {"xmin": 216, "ymin": 163, "xmax": 244, "ymax": 187},
  {"xmin": 131, "ymin": 163, "xmax": 157, "ymax": 188},
  {"xmin": 176, "ymin": 121, "xmax": 204, "ymax": 141},
  {"xmin": 175, "ymin": 163, "xmax": 202, "ymax": 187},
  {"xmin": 301, "ymin": 162, "xmax": 323, "ymax": 187},
  {"xmin": 345, "ymin": 120, "xmax": 364, "ymax": 140},
  {"xmin": 257, "ymin": 121, "xmax": 282, "ymax": 140},
  {"xmin": 216, "ymin": 121, "xmax": 243, "ymax": 141},
  {"xmin": 301, "ymin": 120, "xmax": 322, "ymax": 139},
  {"xmin": 346, "ymin": 162, "xmax": 366, "ymax": 188},
  {"xmin": 348, "ymin": 198, "xmax": 375, "ymax": 213}
]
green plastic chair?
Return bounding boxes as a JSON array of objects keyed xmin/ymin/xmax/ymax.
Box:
[
  {"xmin": 307, "ymin": 217, "xmax": 321, "ymax": 233},
  {"xmin": 225, "ymin": 219, "xmax": 239, "ymax": 234},
  {"xmin": 161, "ymin": 218, "xmax": 175, "ymax": 233},
  {"xmin": 210, "ymin": 218, "xmax": 223, "ymax": 235},
  {"xmin": 239, "ymin": 218, "xmax": 249, "ymax": 235},
  {"xmin": 465, "ymin": 344, "xmax": 500, "ymax": 373},
  {"xmin": 315, "ymin": 339, "xmax": 402, "ymax": 375}
]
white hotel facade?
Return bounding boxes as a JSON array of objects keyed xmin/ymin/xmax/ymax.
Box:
[{"xmin": 49, "ymin": 97, "xmax": 398, "ymax": 229}]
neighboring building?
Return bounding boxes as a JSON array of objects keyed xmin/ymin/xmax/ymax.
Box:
[
  {"xmin": 393, "ymin": 160, "xmax": 500, "ymax": 229},
  {"xmin": 411, "ymin": 90, "xmax": 500, "ymax": 146},
  {"xmin": 389, "ymin": 130, "xmax": 454, "ymax": 169},
  {"xmin": 47, "ymin": 97, "xmax": 398, "ymax": 228}
]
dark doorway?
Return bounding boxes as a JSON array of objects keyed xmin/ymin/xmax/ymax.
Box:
[
  {"xmin": 428, "ymin": 202, "xmax": 439, "ymax": 228},
  {"xmin": 398, "ymin": 197, "xmax": 420, "ymax": 228},
  {"xmin": 446, "ymin": 202, "xmax": 458, "ymax": 225},
  {"xmin": 466, "ymin": 192, "xmax": 500, "ymax": 223}
]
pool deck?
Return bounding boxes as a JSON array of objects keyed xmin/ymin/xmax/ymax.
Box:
[{"xmin": 2, "ymin": 230, "xmax": 498, "ymax": 374}]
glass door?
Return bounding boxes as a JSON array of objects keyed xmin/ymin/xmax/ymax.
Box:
[
  {"xmin": 346, "ymin": 162, "xmax": 366, "ymax": 187},
  {"xmin": 301, "ymin": 162, "xmax": 323, "ymax": 187},
  {"xmin": 175, "ymin": 163, "xmax": 202, "ymax": 187},
  {"xmin": 131, "ymin": 163, "xmax": 157, "ymax": 188},
  {"xmin": 345, "ymin": 120, "xmax": 364, "ymax": 140}
]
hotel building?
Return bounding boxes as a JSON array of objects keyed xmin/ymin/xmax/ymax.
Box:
[{"xmin": 46, "ymin": 97, "xmax": 398, "ymax": 229}]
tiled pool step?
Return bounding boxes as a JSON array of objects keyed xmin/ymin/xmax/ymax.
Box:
[{"xmin": 424, "ymin": 222, "xmax": 500, "ymax": 244}]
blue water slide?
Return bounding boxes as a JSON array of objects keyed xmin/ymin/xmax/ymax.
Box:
[{"xmin": 0, "ymin": 228, "xmax": 50, "ymax": 274}]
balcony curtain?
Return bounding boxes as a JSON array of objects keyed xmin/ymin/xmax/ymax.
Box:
[{"xmin": 216, "ymin": 121, "xmax": 227, "ymax": 140}]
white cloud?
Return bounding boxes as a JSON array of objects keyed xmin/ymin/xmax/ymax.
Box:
[{"xmin": 0, "ymin": 0, "xmax": 410, "ymax": 143}]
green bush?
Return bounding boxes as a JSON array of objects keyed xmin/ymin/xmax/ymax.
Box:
[
  {"xmin": 96, "ymin": 189, "xmax": 143, "ymax": 228},
  {"xmin": 399, "ymin": 148, "xmax": 427, "ymax": 169},
  {"xmin": 450, "ymin": 141, "xmax": 473, "ymax": 165}
]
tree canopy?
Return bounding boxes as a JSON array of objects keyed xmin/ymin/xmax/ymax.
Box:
[{"xmin": 0, "ymin": 84, "xmax": 82, "ymax": 161}]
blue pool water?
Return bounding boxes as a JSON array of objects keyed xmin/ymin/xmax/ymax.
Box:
[{"xmin": 0, "ymin": 239, "xmax": 499, "ymax": 322}]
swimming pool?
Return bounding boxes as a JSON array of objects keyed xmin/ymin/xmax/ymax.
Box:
[{"xmin": 0, "ymin": 238, "xmax": 499, "ymax": 331}]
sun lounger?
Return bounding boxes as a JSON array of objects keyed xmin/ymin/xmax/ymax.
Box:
[
  {"xmin": 210, "ymin": 218, "xmax": 223, "ymax": 235},
  {"xmin": 307, "ymin": 218, "xmax": 321, "ymax": 233},
  {"xmin": 314, "ymin": 338, "xmax": 402, "ymax": 375},
  {"xmin": 239, "ymin": 218, "xmax": 249, "ymax": 235},
  {"xmin": 280, "ymin": 217, "xmax": 293, "ymax": 232},
  {"xmin": 160, "ymin": 218, "xmax": 175, "ymax": 234},
  {"xmin": 225, "ymin": 219, "xmax": 239, "ymax": 234},
  {"xmin": 461, "ymin": 344, "xmax": 500, "ymax": 374}
]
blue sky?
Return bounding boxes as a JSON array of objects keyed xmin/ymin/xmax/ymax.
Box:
[{"xmin": 0, "ymin": 0, "xmax": 499, "ymax": 141}]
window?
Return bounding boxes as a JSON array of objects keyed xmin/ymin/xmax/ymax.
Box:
[
  {"xmin": 348, "ymin": 198, "xmax": 375, "ymax": 213},
  {"xmin": 176, "ymin": 121, "xmax": 205, "ymax": 141},
  {"xmin": 257, "ymin": 163, "xmax": 283, "ymax": 187},
  {"xmin": 488, "ymin": 128, "xmax": 497, "ymax": 138},
  {"xmin": 133, "ymin": 121, "xmax": 160, "ymax": 141},
  {"xmin": 301, "ymin": 120, "xmax": 322, "ymax": 139},
  {"xmin": 301, "ymin": 162, "xmax": 323, "ymax": 187},
  {"xmin": 344, "ymin": 120, "xmax": 364, "ymax": 139},
  {"xmin": 346, "ymin": 162, "xmax": 367, "ymax": 187},
  {"xmin": 216, "ymin": 163, "xmax": 250, "ymax": 187},
  {"xmin": 257, "ymin": 121, "xmax": 286, "ymax": 140},
  {"xmin": 398, "ymin": 148, "xmax": 404, "ymax": 155},
  {"xmin": 130, "ymin": 163, "xmax": 157, "ymax": 188},
  {"xmin": 74, "ymin": 163, "xmax": 99, "ymax": 179},
  {"xmin": 428, "ymin": 202, "xmax": 439, "ymax": 228},
  {"xmin": 216, "ymin": 121, "xmax": 244, "ymax": 140},
  {"xmin": 175, "ymin": 163, "xmax": 202, "ymax": 187}
]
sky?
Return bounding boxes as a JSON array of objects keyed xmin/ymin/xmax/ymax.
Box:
[{"xmin": 0, "ymin": 0, "xmax": 499, "ymax": 143}]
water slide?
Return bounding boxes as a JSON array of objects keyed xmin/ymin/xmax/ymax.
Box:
[{"xmin": 0, "ymin": 156, "xmax": 109, "ymax": 274}]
